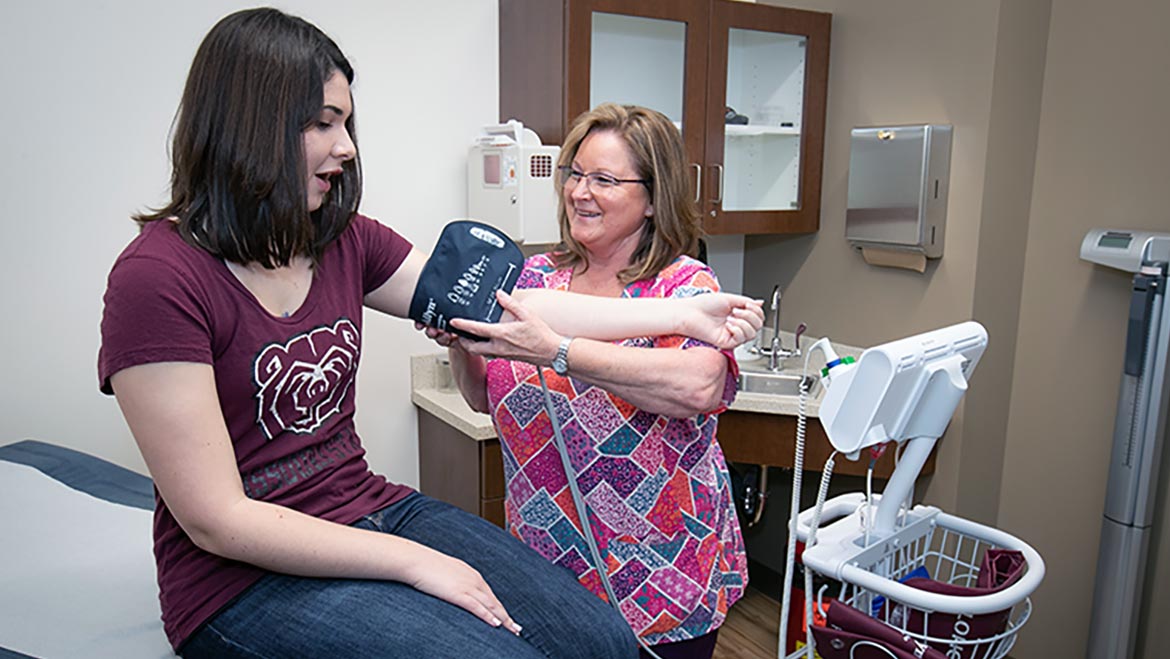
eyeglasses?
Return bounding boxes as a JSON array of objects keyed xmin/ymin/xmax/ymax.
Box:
[{"xmin": 557, "ymin": 166, "xmax": 649, "ymax": 194}]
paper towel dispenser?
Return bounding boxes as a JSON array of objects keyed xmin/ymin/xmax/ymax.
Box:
[{"xmin": 846, "ymin": 124, "xmax": 952, "ymax": 259}]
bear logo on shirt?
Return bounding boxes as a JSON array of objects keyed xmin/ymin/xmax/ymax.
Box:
[{"xmin": 253, "ymin": 319, "xmax": 359, "ymax": 440}]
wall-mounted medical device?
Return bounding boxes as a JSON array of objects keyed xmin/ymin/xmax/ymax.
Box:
[
  {"xmin": 845, "ymin": 124, "xmax": 952, "ymax": 259},
  {"xmin": 1081, "ymin": 228, "xmax": 1170, "ymax": 659},
  {"xmin": 816, "ymin": 320, "xmax": 986, "ymax": 535},
  {"xmin": 468, "ymin": 120, "xmax": 560, "ymax": 244},
  {"xmin": 818, "ymin": 321, "xmax": 986, "ymax": 454}
]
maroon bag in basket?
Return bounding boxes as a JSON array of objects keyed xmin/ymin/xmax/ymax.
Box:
[
  {"xmin": 887, "ymin": 549, "xmax": 1027, "ymax": 659},
  {"xmin": 811, "ymin": 601, "xmax": 947, "ymax": 659},
  {"xmin": 974, "ymin": 548, "xmax": 1027, "ymax": 589}
]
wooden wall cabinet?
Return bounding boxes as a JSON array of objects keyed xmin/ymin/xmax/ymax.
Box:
[{"xmin": 500, "ymin": 0, "xmax": 831, "ymax": 235}]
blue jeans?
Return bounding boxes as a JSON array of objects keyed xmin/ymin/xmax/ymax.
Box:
[{"xmin": 182, "ymin": 493, "xmax": 638, "ymax": 658}]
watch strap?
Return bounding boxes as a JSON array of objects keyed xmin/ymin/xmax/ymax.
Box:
[{"xmin": 552, "ymin": 336, "xmax": 573, "ymax": 375}]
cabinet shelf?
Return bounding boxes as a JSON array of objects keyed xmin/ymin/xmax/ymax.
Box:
[
  {"xmin": 725, "ymin": 124, "xmax": 801, "ymax": 137},
  {"xmin": 684, "ymin": 121, "xmax": 802, "ymax": 138}
]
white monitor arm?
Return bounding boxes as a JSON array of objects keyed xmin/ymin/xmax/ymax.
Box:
[{"xmin": 813, "ymin": 321, "xmax": 987, "ymax": 536}]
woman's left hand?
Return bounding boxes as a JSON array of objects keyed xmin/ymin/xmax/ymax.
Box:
[
  {"xmin": 449, "ymin": 291, "xmax": 562, "ymax": 365},
  {"xmin": 680, "ymin": 293, "xmax": 765, "ymax": 349}
]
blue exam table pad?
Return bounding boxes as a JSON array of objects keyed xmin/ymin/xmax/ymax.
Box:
[{"xmin": 0, "ymin": 440, "xmax": 174, "ymax": 658}]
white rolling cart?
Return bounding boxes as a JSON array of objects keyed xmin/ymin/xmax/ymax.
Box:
[{"xmin": 778, "ymin": 322, "xmax": 1045, "ymax": 659}]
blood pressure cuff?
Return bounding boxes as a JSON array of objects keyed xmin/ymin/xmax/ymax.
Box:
[
  {"xmin": 811, "ymin": 601, "xmax": 947, "ymax": 659},
  {"xmin": 408, "ymin": 220, "xmax": 524, "ymax": 340},
  {"xmin": 883, "ymin": 548, "xmax": 1025, "ymax": 657}
]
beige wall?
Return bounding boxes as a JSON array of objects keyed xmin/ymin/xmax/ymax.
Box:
[
  {"xmin": 1001, "ymin": 0, "xmax": 1170, "ymax": 656},
  {"xmin": 957, "ymin": 0, "xmax": 1051, "ymax": 530},
  {"xmin": 748, "ymin": 0, "xmax": 1006, "ymax": 521},
  {"xmin": 753, "ymin": 0, "xmax": 1169, "ymax": 656}
]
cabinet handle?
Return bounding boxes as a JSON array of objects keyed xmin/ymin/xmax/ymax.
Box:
[
  {"xmin": 711, "ymin": 163, "xmax": 724, "ymax": 204},
  {"xmin": 690, "ymin": 163, "xmax": 702, "ymax": 203}
]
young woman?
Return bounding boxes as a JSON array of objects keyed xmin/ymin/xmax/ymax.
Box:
[{"xmin": 98, "ymin": 8, "xmax": 761, "ymax": 658}]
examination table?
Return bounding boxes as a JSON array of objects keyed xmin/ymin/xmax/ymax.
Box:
[{"xmin": 0, "ymin": 440, "xmax": 174, "ymax": 658}]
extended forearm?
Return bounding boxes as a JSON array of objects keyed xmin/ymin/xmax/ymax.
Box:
[
  {"xmin": 514, "ymin": 289, "xmax": 682, "ymax": 341},
  {"xmin": 561, "ymin": 341, "xmax": 728, "ymax": 417}
]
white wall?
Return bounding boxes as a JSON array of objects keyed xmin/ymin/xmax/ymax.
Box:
[{"xmin": 0, "ymin": 0, "xmax": 498, "ymax": 487}]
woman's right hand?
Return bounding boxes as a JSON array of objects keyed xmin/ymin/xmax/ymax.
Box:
[
  {"xmin": 680, "ymin": 293, "xmax": 765, "ymax": 349},
  {"xmin": 449, "ymin": 291, "xmax": 563, "ymax": 366},
  {"xmin": 401, "ymin": 544, "xmax": 523, "ymax": 636}
]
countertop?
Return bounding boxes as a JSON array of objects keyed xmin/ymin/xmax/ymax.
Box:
[
  {"xmin": 410, "ymin": 331, "xmax": 862, "ymax": 441},
  {"xmin": 411, "ymin": 354, "xmax": 498, "ymax": 440}
]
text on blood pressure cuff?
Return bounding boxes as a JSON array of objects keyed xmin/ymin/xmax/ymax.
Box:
[{"xmin": 408, "ymin": 220, "xmax": 524, "ymax": 340}]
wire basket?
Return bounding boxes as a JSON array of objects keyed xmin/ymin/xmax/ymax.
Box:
[{"xmin": 789, "ymin": 495, "xmax": 1044, "ymax": 659}]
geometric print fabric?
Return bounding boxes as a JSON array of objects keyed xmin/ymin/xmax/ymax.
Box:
[{"xmin": 484, "ymin": 253, "xmax": 749, "ymax": 645}]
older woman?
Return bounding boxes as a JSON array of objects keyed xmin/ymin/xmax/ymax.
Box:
[{"xmin": 446, "ymin": 104, "xmax": 748, "ymax": 659}]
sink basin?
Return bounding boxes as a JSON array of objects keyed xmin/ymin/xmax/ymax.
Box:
[{"xmin": 737, "ymin": 370, "xmax": 819, "ymax": 397}]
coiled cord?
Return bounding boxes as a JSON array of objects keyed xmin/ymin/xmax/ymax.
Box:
[{"xmin": 776, "ymin": 364, "xmax": 809, "ymax": 657}]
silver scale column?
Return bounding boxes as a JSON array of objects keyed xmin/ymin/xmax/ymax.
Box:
[{"xmin": 1081, "ymin": 229, "xmax": 1170, "ymax": 659}]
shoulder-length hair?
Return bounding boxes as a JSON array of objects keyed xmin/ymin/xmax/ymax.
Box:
[
  {"xmin": 553, "ymin": 103, "xmax": 703, "ymax": 284},
  {"xmin": 135, "ymin": 7, "xmax": 361, "ymax": 267}
]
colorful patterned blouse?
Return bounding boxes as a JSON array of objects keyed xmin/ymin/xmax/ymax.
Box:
[{"xmin": 484, "ymin": 252, "xmax": 748, "ymax": 645}]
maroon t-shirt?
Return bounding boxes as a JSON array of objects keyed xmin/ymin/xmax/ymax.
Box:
[{"xmin": 98, "ymin": 215, "xmax": 414, "ymax": 650}]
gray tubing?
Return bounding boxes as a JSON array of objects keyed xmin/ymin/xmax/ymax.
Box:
[{"xmin": 537, "ymin": 370, "xmax": 664, "ymax": 659}]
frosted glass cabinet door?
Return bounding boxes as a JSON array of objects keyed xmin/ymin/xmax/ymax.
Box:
[
  {"xmin": 567, "ymin": 0, "xmax": 710, "ymax": 200},
  {"xmin": 704, "ymin": 2, "xmax": 830, "ymax": 235},
  {"xmin": 590, "ymin": 13, "xmax": 686, "ymax": 125},
  {"xmin": 720, "ymin": 28, "xmax": 806, "ymax": 213}
]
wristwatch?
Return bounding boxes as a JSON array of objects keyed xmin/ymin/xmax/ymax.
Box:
[{"xmin": 551, "ymin": 337, "xmax": 573, "ymax": 376}]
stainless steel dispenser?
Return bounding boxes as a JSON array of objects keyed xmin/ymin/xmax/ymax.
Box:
[{"xmin": 846, "ymin": 124, "xmax": 952, "ymax": 259}]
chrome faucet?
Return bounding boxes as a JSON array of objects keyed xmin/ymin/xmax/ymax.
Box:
[
  {"xmin": 769, "ymin": 285, "xmax": 784, "ymax": 370},
  {"xmin": 762, "ymin": 284, "xmax": 804, "ymax": 370}
]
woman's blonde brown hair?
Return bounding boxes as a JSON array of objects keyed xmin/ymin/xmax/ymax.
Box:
[{"xmin": 553, "ymin": 103, "xmax": 703, "ymax": 284}]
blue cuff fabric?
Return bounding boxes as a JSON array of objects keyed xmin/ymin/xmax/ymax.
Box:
[{"xmin": 408, "ymin": 220, "xmax": 524, "ymax": 340}]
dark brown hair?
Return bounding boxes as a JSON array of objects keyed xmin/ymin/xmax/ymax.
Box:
[
  {"xmin": 136, "ymin": 7, "xmax": 361, "ymax": 267},
  {"xmin": 554, "ymin": 103, "xmax": 703, "ymax": 284}
]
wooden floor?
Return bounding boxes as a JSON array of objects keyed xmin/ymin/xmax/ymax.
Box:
[{"xmin": 713, "ymin": 588, "xmax": 782, "ymax": 659}]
